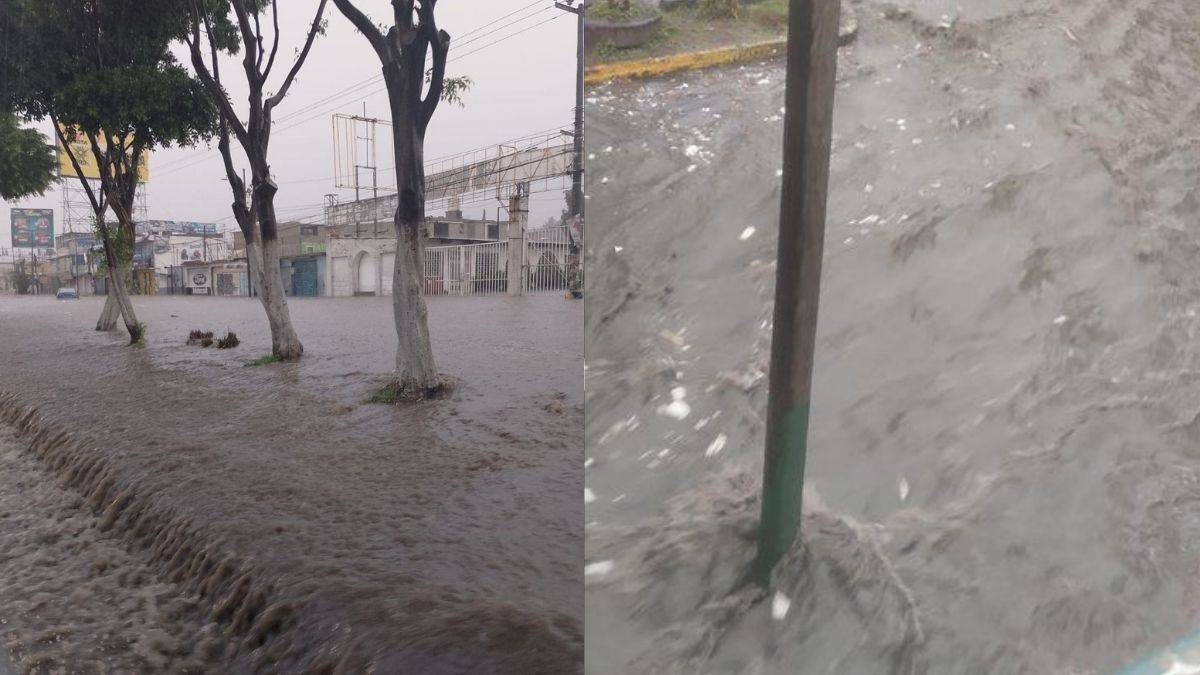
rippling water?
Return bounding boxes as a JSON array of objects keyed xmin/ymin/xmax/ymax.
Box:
[
  {"xmin": 0, "ymin": 293, "xmax": 582, "ymax": 672},
  {"xmin": 585, "ymin": 0, "xmax": 1200, "ymax": 671}
]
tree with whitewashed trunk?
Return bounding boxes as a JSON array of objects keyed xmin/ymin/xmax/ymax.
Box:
[
  {"xmin": 1, "ymin": 0, "xmax": 218, "ymax": 343},
  {"xmin": 330, "ymin": 0, "xmax": 463, "ymax": 398},
  {"xmin": 184, "ymin": 0, "xmax": 329, "ymax": 361}
]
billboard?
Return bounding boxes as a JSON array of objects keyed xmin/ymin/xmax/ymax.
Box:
[
  {"xmin": 57, "ymin": 125, "xmax": 150, "ymax": 182},
  {"xmin": 136, "ymin": 220, "xmax": 219, "ymax": 236},
  {"xmin": 10, "ymin": 209, "xmax": 54, "ymax": 249}
]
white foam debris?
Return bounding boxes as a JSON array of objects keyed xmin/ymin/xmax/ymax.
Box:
[
  {"xmin": 604, "ymin": 145, "xmax": 613, "ymax": 152},
  {"xmin": 585, "ymin": 488, "xmax": 596, "ymax": 504},
  {"xmin": 1163, "ymin": 656, "xmax": 1200, "ymax": 675},
  {"xmin": 899, "ymin": 477, "xmax": 910, "ymax": 502},
  {"xmin": 657, "ymin": 387, "xmax": 691, "ymax": 420},
  {"xmin": 912, "ymin": 138, "xmax": 924, "ymax": 145},
  {"xmin": 705, "ymin": 433, "xmax": 728, "ymax": 457},
  {"xmin": 585, "ymin": 561, "xmax": 615, "ymax": 577},
  {"xmin": 772, "ymin": 591, "xmax": 791, "ymax": 620},
  {"xmin": 740, "ymin": 226, "xmax": 756, "ymax": 241},
  {"xmin": 1022, "ymin": 141, "xmax": 1033, "ymax": 148},
  {"xmin": 864, "ymin": 184, "xmax": 875, "ymax": 193},
  {"xmin": 860, "ymin": 214, "xmax": 880, "ymax": 225},
  {"xmin": 1054, "ymin": 315, "xmax": 1069, "ymax": 325},
  {"xmin": 775, "ymin": 168, "xmax": 784, "ymax": 177},
  {"xmin": 613, "ymin": 245, "xmax": 623, "ymax": 253},
  {"xmin": 584, "ymin": 457, "xmax": 594, "ymax": 469},
  {"xmin": 612, "ymin": 494, "xmax": 626, "ymax": 503},
  {"xmin": 844, "ymin": 237, "xmax": 855, "ymax": 246},
  {"xmin": 601, "ymin": 176, "xmax": 609, "ymax": 184},
  {"xmin": 757, "ymin": 78, "xmax": 770, "ymax": 85},
  {"xmin": 1005, "ymin": 123, "xmax": 1016, "ymax": 131},
  {"xmin": 685, "ymin": 144, "xmax": 701, "ymax": 157},
  {"xmin": 587, "ymin": 153, "xmax": 596, "ymax": 160},
  {"xmin": 687, "ymin": 164, "xmax": 698, "ymax": 173}
]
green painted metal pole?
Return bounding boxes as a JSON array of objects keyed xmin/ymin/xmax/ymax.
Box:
[{"xmin": 752, "ymin": 0, "xmax": 842, "ymax": 586}]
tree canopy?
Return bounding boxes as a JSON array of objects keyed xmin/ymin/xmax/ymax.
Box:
[{"xmin": 0, "ymin": 112, "xmax": 57, "ymax": 201}]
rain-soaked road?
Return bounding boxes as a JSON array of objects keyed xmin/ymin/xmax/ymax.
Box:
[
  {"xmin": 0, "ymin": 293, "xmax": 582, "ymax": 672},
  {"xmin": 585, "ymin": 0, "xmax": 1200, "ymax": 672}
]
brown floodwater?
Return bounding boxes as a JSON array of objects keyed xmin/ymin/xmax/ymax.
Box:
[
  {"xmin": 585, "ymin": 0, "xmax": 1200, "ymax": 672},
  {"xmin": 0, "ymin": 293, "xmax": 582, "ymax": 673}
]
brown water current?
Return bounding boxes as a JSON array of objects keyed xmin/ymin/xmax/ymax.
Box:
[
  {"xmin": 585, "ymin": 0, "xmax": 1200, "ymax": 672},
  {"xmin": 0, "ymin": 293, "xmax": 582, "ymax": 673}
]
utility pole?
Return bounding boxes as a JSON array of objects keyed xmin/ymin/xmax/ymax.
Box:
[
  {"xmin": 555, "ymin": 0, "xmax": 585, "ymax": 222},
  {"xmin": 556, "ymin": 0, "xmax": 586, "ymax": 299},
  {"xmin": 752, "ymin": 0, "xmax": 842, "ymax": 586}
]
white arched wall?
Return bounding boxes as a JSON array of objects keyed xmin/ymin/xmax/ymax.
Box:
[{"xmin": 354, "ymin": 251, "xmax": 378, "ymax": 295}]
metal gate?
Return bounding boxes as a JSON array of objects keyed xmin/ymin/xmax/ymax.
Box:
[
  {"xmin": 524, "ymin": 226, "xmax": 573, "ymax": 293},
  {"xmin": 292, "ymin": 258, "xmax": 319, "ymax": 296},
  {"xmin": 422, "ymin": 226, "xmax": 574, "ymax": 296},
  {"xmin": 424, "ymin": 241, "xmax": 508, "ymax": 296}
]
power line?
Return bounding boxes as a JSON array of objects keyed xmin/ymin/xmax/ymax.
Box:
[{"xmin": 155, "ymin": 10, "xmax": 568, "ymax": 181}]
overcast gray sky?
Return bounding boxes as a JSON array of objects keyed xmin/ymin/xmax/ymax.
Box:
[{"xmin": 1, "ymin": 0, "xmax": 577, "ymax": 250}]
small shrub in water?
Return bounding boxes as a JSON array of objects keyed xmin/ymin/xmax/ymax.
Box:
[
  {"xmin": 216, "ymin": 332, "xmax": 240, "ymax": 349},
  {"xmin": 244, "ymin": 353, "xmax": 283, "ymax": 368},
  {"xmin": 187, "ymin": 329, "xmax": 214, "ymax": 346}
]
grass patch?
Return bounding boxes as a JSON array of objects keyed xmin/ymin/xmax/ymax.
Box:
[
  {"xmin": 587, "ymin": 0, "xmax": 660, "ymax": 21},
  {"xmin": 365, "ymin": 377, "xmax": 455, "ymax": 405},
  {"xmin": 244, "ymin": 353, "xmax": 283, "ymax": 368},
  {"xmin": 587, "ymin": 0, "xmax": 788, "ymax": 64},
  {"xmin": 216, "ymin": 332, "xmax": 240, "ymax": 349}
]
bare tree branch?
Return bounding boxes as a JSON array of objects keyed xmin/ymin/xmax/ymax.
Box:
[
  {"xmin": 185, "ymin": 0, "xmax": 250, "ymax": 145},
  {"xmin": 49, "ymin": 113, "xmax": 104, "ymax": 216},
  {"xmin": 262, "ymin": 0, "xmax": 282, "ymax": 81},
  {"xmin": 330, "ymin": 0, "xmax": 389, "ymax": 60},
  {"xmin": 417, "ymin": 0, "xmax": 448, "ymax": 131},
  {"xmin": 265, "ymin": 0, "xmax": 329, "ymax": 112}
]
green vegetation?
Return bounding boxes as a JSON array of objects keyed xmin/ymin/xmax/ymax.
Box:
[
  {"xmin": 216, "ymin": 332, "xmax": 240, "ymax": 349},
  {"xmin": 587, "ymin": 0, "xmax": 788, "ymax": 64},
  {"xmin": 365, "ymin": 383, "xmax": 403, "ymax": 405},
  {"xmin": 587, "ymin": 0, "xmax": 660, "ymax": 21},
  {"xmin": 129, "ymin": 322, "xmax": 146, "ymax": 346},
  {"xmin": 365, "ymin": 378, "xmax": 454, "ymax": 405},
  {"xmin": 244, "ymin": 353, "xmax": 284, "ymax": 368},
  {"xmin": 698, "ymin": 0, "xmax": 740, "ymax": 20},
  {"xmin": 0, "ymin": 112, "xmax": 57, "ymax": 201}
]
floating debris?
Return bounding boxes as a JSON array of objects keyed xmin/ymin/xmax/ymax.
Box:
[
  {"xmin": 705, "ymin": 433, "xmax": 727, "ymax": 458},
  {"xmin": 585, "ymin": 560, "xmax": 615, "ymax": 577},
  {"xmin": 740, "ymin": 226, "xmax": 756, "ymax": 241},
  {"xmin": 585, "ymin": 488, "xmax": 596, "ymax": 504},
  {"xmin": 657, "ymin": 387, "xmax": 691, "ymax": 420},
  {"xmin": 772, "ymin": 591, "xmax": 791, "ymax": 620},
  {"xmin": 899, "ymin": 477, "xmax": 910, "ymax": 502}
]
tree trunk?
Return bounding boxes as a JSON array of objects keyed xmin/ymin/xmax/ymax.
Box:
[
  {"xmin": 251, "ymin": 191, "xmax": 303, "ymax": 360},
  {"xmin": 392, "ymin": 218, "xmax": 438, "ymax": 392},
  {"xmin": 95, "ymin": 291, "xmax": 120, "ymax": 331},
  {"xmin": 105, "ymin": 264, "xmax": 142, "ymax": 343}
]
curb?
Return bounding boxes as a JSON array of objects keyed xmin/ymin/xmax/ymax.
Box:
[{"xmin": 584, "ymin": 38, "xmax": 787, "ymax": 85}]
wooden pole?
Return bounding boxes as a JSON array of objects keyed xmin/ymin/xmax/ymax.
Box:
[{"xmin": 752, "ymin": 0, "xmax": 842, "ymax": 585}]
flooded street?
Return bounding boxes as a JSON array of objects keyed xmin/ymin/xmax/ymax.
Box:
[
  {"xmin": 585, "ymin": 0, "xmax": 1200, "ymax": 672},
  {"xmin": 0, "ymin": 293, "xmax": 582, "ymax": 672}
]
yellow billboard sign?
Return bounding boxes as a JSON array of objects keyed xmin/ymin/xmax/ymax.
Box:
[{"xmin": 57, "ymin": 125, "xmax": 150, "ymax": 182}]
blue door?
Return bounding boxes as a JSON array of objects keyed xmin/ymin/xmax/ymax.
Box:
[{"xmin": 292, "ymin": 258, "xmax": 319, "ymax": 296}]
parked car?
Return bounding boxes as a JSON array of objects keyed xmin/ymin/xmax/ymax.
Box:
[{"xmin": 55, "ymin": 287, "xmax": 79, "ymax": 300}]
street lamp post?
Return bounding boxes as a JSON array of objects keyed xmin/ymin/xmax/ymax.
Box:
[{"xmin": 752, "ymin": 0, "xmax": 842, "ymax": 585}]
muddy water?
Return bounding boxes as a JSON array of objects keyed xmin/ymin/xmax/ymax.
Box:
[
  {"xmin": 0, "ymin": 426, "xmax": 235, "ymax": 673},
  {"xmin": 0, "ymin": 293, "xmax": 582, "ymax": 672},
  {"xmin": 585, "ymin": 0, "xmax": 1200, "ymax": 672}
]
